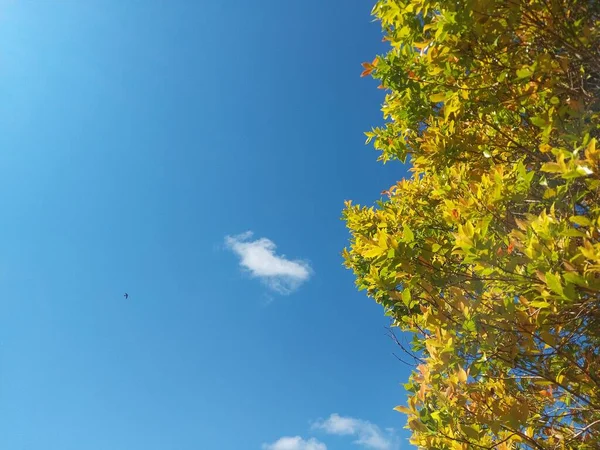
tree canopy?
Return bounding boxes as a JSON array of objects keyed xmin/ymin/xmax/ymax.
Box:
[{"xmin": 343, "ymin": 0, "xmax": 600, "ymax": 448}]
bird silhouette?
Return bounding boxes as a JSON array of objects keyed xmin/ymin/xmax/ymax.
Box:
[{"xmin": 124, "ymin": 293, "xmax": 129, "ymax": 299}]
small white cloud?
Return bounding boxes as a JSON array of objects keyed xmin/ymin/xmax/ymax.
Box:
[
  {"xmin": 312, "ymin": 414, "xmax": 396, "ymax": 450},
  {"xmin": 225, "ymin": 232, "xmax": 312, "ymax": 294},
  {"xmin": 262, "ymin": 436, "xmax": 327, "ymax": 450}
]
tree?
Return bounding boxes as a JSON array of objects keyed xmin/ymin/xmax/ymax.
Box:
[{"xmin": 343, "ymin": 1, "xmax": 600, "ymax": 448}]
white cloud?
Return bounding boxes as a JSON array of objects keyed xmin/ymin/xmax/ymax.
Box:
[
  {"xmin": 312, "ymin": 414, "xmax": 397, "ymax": 450},
  {"xmin": 225, "ymin": 232, "xmax": 312, "ymax": 294},
  {"xmin": 262, "ymin": 436, "xmax": 327, "ymax": 450}
]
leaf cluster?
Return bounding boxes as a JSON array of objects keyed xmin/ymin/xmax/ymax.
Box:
[{"xmin": 344, "ymin": 1, "xmax": 600, "ymax": 448}]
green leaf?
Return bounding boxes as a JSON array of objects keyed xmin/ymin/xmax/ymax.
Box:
[
  {"xmin": 403, "ymin": 224, "xmax": 415, "ymax": 243},
  {"xmin": 516, "ymin": 66, "xmax": 534, "ymax": 79},
  {"xmin": 563, "ymin": 272, "xmax": 587, "ymax": 287},
  {"xmin": 570, "ymin": 216, "xmax": 593, "ymax": 227},
  {"xmin": 545, "ymin": 272, "xmax": 565, "ymax": 297},
  {"xmin": 530, "ymin": 116, "xmax": 547, "ymax": 127},
  {"xmin": 462, "ymin": 319, "xmax": 476, "ymax": 333},
  {"xmin": 563, "ymin": 228, "xmax": 586, "ymax": 237},
  {"xmin": 461, "ymin": 425, "xmax": 480, "ymax": 440},
  {"xmin": 402, "ymin": 288, "xmax": 412, "ymax": 306},
  {"xmin": 530, "ymin": 300, "xmax": 551, "ymax": 308}
]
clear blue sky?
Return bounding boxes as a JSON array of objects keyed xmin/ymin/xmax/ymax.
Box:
[{"xmin": 0, "ymin": 1, "xmax": 412, "ymax": 449}]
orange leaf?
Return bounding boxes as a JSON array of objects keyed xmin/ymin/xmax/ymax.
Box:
[{"xmin": 539, "ymin": 388, "xmax": 554, "ymax": 398}]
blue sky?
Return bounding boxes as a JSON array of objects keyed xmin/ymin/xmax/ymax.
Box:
[{"xmin": 0, "ymin": 1, "xmax": 412, "ymax": 449}]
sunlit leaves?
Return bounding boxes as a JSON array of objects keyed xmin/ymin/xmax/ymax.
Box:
[{"xmin": 344, "ymin": 0, "xmax": 600, "ymax": 448}]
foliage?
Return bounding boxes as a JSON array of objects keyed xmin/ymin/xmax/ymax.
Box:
[{"xmin": 343, "ymin": 0, "xmax": 600, "ymax": 448}]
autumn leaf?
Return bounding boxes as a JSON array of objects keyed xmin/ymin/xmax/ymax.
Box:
[
  {"xmin": 393, "ymin": 405, "xmax": 412, "ymax": 414},
  {"xmin": 344, "ymin": 1, "xmax": 600, "ymax": 448},
  {"xmin": 457, "ymin": 366, "xmax": 467, "ymax": 383}
]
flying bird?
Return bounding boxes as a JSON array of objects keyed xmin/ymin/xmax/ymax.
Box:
[{"xmin": 124, "ymin": 293, "xmax": 129, "ymax": 299}]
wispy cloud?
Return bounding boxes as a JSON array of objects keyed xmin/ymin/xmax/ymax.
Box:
[
  {"xmin": 262, "ymin": 436, "xmax": 327, "ymax": 450},
  {"xmin": 312, "ymin": 414, "xmax": 397, "ymax": 450},
  {"xmin": 225, "ymin": 232, "xmax": 312, "ymax": 294}
]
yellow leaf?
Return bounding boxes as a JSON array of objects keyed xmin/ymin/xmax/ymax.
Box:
[
  {"xmin": 413, "ymin": 41, "xmax": 430, "ymax": 50},
  {"xmin": 393, "ymin": 405, "xmax": 412, "ymax": 414},
  {"xmin": 403, "ymin": 224, "xmax": 415, "ymax": 243},
  {"xmin": 541, "ymin": 162, "xmax": 564, "ymax": 173},
  {"xmin": 585, "ymin": 138, "xmax": 597, "ymax": 158},
  {"xmin": 363, "ymin": 245, "xmax": 385, "ymax": 258},
  {"xmin": 457, "ymin": 366, "xmax": 467, "ymax": 383},
  {"xmin": 429, "ymin": 92, "xmax": 446, "ymax": 103}
]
